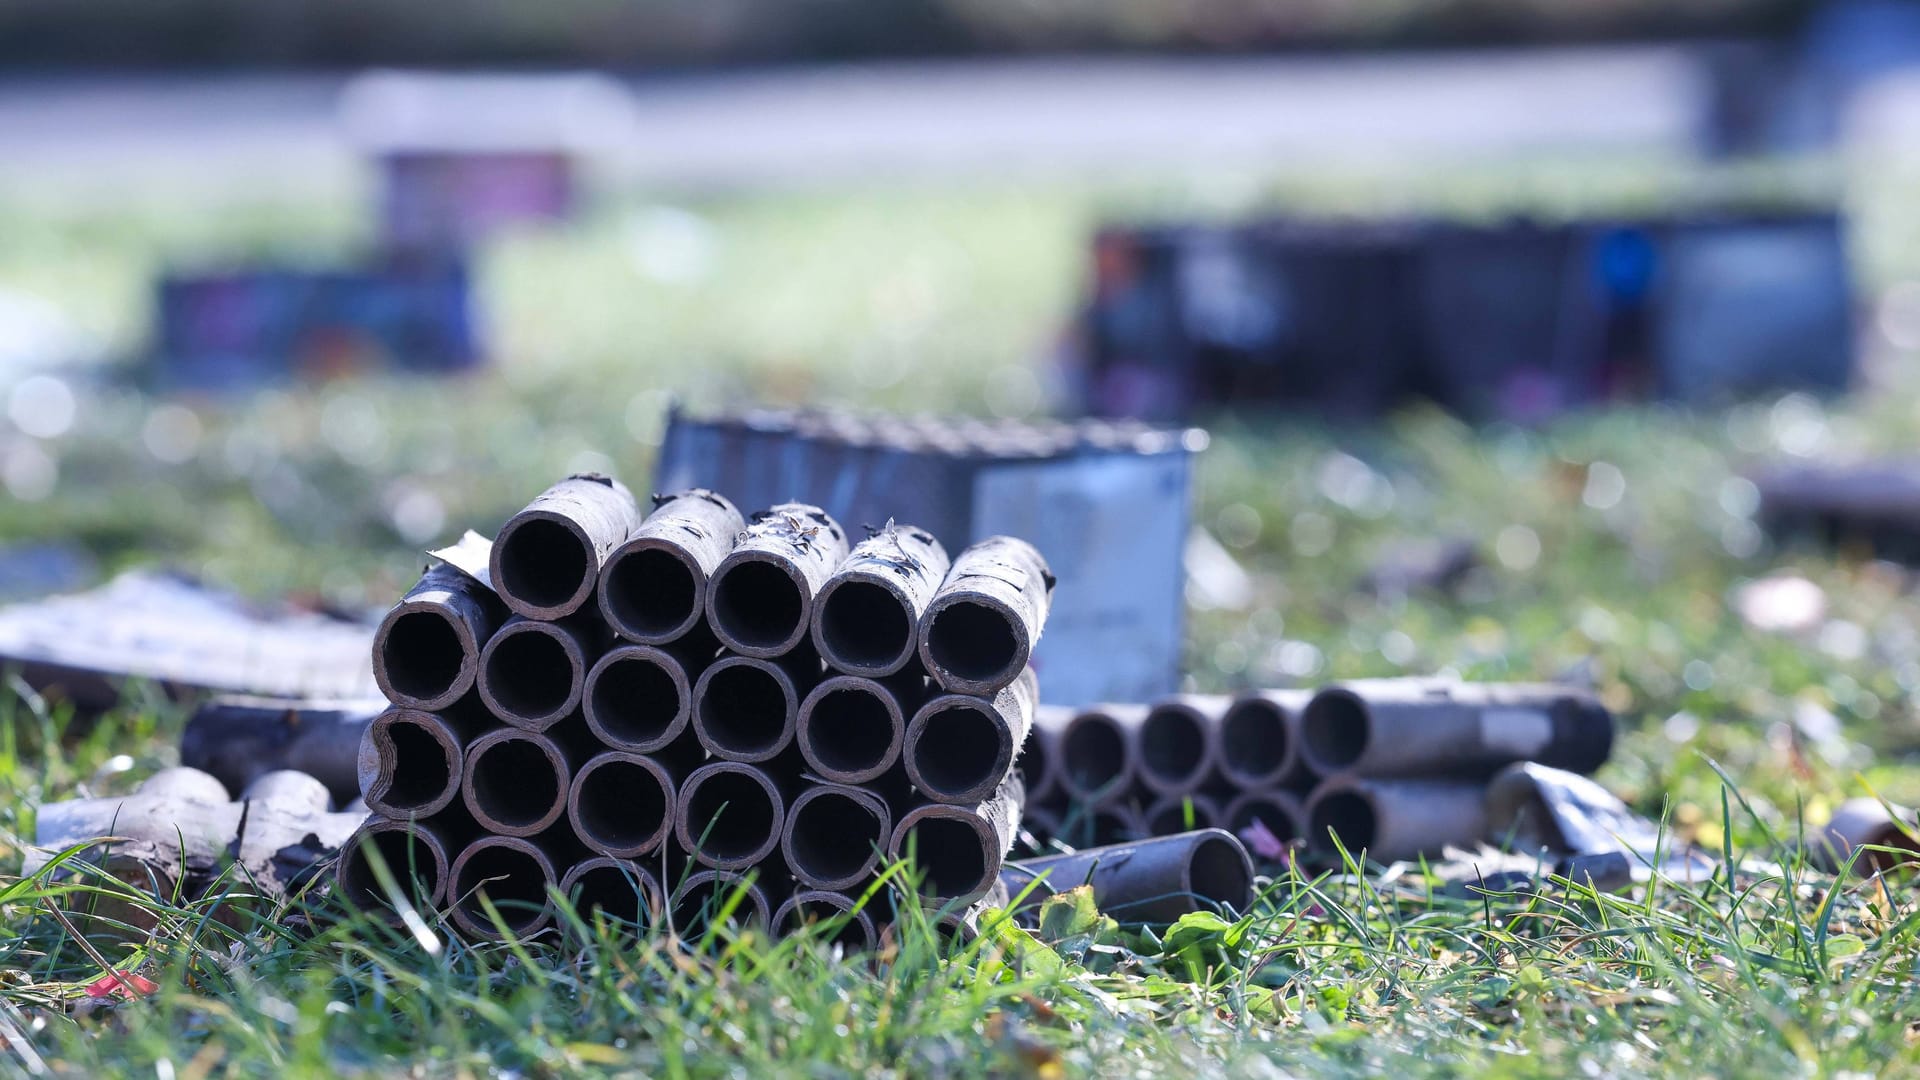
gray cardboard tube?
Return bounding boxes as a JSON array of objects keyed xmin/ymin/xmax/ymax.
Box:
[{"xmin": 490, "ymin": 474, "xmax": 643, "ymax": 621}]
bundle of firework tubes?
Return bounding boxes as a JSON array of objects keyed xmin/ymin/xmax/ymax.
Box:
[
  {"xmin": 337, "ymin": 475, "xmax": 1056, "ymax": 945},
  {"xmin": 1023, "ymin": 678, "xmax": 1615, "ymax": 864}
]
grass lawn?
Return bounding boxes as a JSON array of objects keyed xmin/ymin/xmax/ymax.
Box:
[{"xmin": 4, "ymin": 155, "xmax": 1920, "ymax": 1075}]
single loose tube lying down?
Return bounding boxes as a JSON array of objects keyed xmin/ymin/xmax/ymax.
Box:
[{"xmin": 1001, "ymin": 828, "xmax": 1255, "ymax": 925}]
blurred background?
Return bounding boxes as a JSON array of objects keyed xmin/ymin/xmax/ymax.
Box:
[{"xmin": 8, "ymin": 0, "xmax": 1920, "ymax": 823}]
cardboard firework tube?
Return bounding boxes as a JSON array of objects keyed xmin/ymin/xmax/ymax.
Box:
[
  {"xmin": 691, "ymin": 650, "xmax": 819, "ymax": 763},
  {"xmin": 774, "ymin": 889, "xmax": 878, "ymax": 950},
  {"xmin": 1223, "ymin": 790, "xmax": 1305, "ymax": 844},
  {"xmin": 489, "ymin": 473, "xmax": 642, "ymax": 621},
  {"xmin": 917, "ymin": 536, "xmax": 1054, "ymax": 696},
  {"xmin": 582, "ymin": 640, "xmax": 710, "ymax": 752},
  {"xmin": 449, "ymin": 834, "xmax": 560, "ymax": 940},
  {"xmin": 781, "ymin": 783, "xmax": 893, "ymax": 890},
  {"xmin": 559, "ymin": 856, "xmax": 664, "ymax": 929},
  {"xmin": 1815, "ymin": 798, "xmax": 1920, "ymax": 875},
  {"xmin": 336, "ymin": 816, "xmax": 461, "ymax": 911},
  {"xmin": 1020, "ymin": 706, "xmax": 1071, "ymax": 805},
  {"xmin": 598, "ymin": 489, "xmax": 745, "ymax": 645},
  {"xmin": 1219, "ymin": 689, "xmax": 1314, "ymax": 790},
  {"xmin": 477, "ymin": 615, "xmax": 602, "ymax": 732},
  {"xmin": 1136, "ymin": 694, "xmax": 1229, "ymax": 797},
  {"xmin": 706, "ymin": 502, "xmax": 850, "ymax": 658},
  {"xmin": 358, "ymin": 700, "xmax": 491, "ymax": 819},
  {"xmin": 373, "ymin": 561, "xmax": 506, "ymax": 711},
  {"xmin": 902, "ymin": 666, "xmax": 1038, "ymax": 805},
  {"xmin": 567, "ymin": 750, "xmax": 685, "ymax": 859},
  {"xmin": 1058, "ymin": 704, "xmax": 1144, "ymax": 804},
  {"xmin": 1145, "ymin": 792, "xmax": 1225, "ymax": 837},
  {"xmin": 671, "ymin": 869, "xmax": 775, "ymax": 934},
  {"xmin": 675, "ymin": 761, "xmax": 789, "ymax": 871},
  {"xmin": 1305, "ymin": 776, "xmax": 1488, "ymax": 863},
  {"xmin": 795, "ymin": 672, "xmax": 922, "ymax": 784},
  {"xmin": 1000, "ymin": 828, "xmax": 1255, "ymax": 925},
  {"xmin": 1299, "ymin": 679, "xmax": 1614, "ymax": 779},
  {"xmin": 183, "ymin": 695, "xmax": 385, "ymax": 808},
  {"xmin": 888, "ymin": 774, "xmax": 1023, "ymax": 905},
  {"xmin": 460, "ymin": 726, "xmax": 585, "ymax": 837},
  {"xmin": 811, "ymin": 524, "xmax": 951, "ymax": 677}
]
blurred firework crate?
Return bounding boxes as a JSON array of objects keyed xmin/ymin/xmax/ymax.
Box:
[
  {"xmin": 153, "ymin": 262, "xmax": 481, "ymax": 390},
  {"xmin": 1069, "ymin": 210, "xmax": 1853, "ymax": 421},
  {"xmin": 656, "ymin": 407, "xmax": 1206, "ymax": 707}
]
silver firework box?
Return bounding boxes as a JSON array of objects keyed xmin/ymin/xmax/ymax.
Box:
[{"xmin": 655, "ymin": 406, "xmax": 1205, "ymax": 706}]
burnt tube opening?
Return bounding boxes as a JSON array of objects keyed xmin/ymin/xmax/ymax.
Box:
[
  {"xmin": 376, "ymin": 719, "xmax": 453, "ymax": 812},
  {"xmin": 1063, "ymin": 717, "xmax": 1127, "ymax": 796},
  {"xmin": 590, "ymin": 653, "xmax": 682, "ymax": 745},
  {"xmin": 453, "ymin": 843, "xmax": 550, "ymax": 933},
  {"xmin": 711, "ymin": 560, "xmax": 804, "ymax": 652},
  {"xmin": 673, "ymin": 875, "xmax": 762, "ymax": 933},
  {"xmin": 1187, "ymin": 834, "xmax": 1253, "ymax": 912},
  {"xmin": 340, "ymin": 828, "xmax": 440, "ymax": 908},
  {"xmin": 899, "ymin": 816, "xmax": 988, "ymax": 898},
  {"xmin": 805, "ymin": 687, "xmax": 895, "ymax": 775},
  {"xmin": 698, "ymin": 663, "xmax": 790, "ymax": 757},
  {"xmin": 469, "ymin": 738, "xmax": 562, "ymax": 829},
  {"xmin": 819, "ymin": 581, "xmax": 911, "ymax": 670},
  {"xmin": 781, "ymin": 898, "xmax": 870, "ymax": 948},
  {"xmin": 1221, "ymin": 699, "xmax": 1288, "ymax": 779},
  {"xmin": 603, "ymin": 548, "xmax": 698, "ymax": 639},
  {"xmin": 683, "ymin": 770, "xmax": 779, "ymax": 862},
  {"xmin": 1310, "ymin": 791, "xmax": 1376, "ymax": 852},
  {"xmin": 574, "ymin": 758, "xmax": 670, "ymax": 852},
  {"xmin": 911, "ymin": 702, "xmax": 1003, "ymax": 798},
  {"xmin": 789, "ymin": 791, "xmax": 885, "ymax": 884},
  {"xmin": 925, "ymin": 601, "xmax": 1018, "ymax": 685},
  {"xmin": 1140, "ymin": 707, "xmax": 1206, "ymax": 784},
  {"xmin": 484, "ymin": 628, "xmax": 574, "ymax": 720},
  {"xmin": 566, "ymin": 864, "xmax": 655, "ymax": 927},
  {"xmin": 1301, "ymin": 691, "xmax": 1369, "ymax": 772},
  {"xmin": 497, "ymin": 518, "xmax": 591, "ymax": 611},
  {"xmin": 381, "ymin": 611, "xmax": 466, "ymax": 702}
]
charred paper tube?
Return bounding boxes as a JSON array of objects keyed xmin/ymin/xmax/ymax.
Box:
[
  {"xmin": 477, "ymin": 615, "xmax": 602, "ymax": 732},
  {"xmin": 489, "ymin": 473, "xmax": 642, "ymax": 621},
  {"xmin": 583, "ymin": 641, "xmax": 709, "ymax": 752},
  {"xmin": 774, "ymin": 890, "xmax": 879, "ymax": 950},
  {"xmin": 810, "ymin": 524, "xmax": 950, "ymax": 677},
  {"xmin": 1815, "ymin": 798, "xmax": 1920, "ymax": 875},
  {"xmin": 183, "ymin": 695, "xmax": 385, "ymax": 808},
  {"xmin": 889, "ymin": 775, "xmax": 1023, "ymax": 905},
  {"xmin": 1136, "ymin": 694, "xmax": 1228, "ymax": 797},
  {"xmin": 903, "ymin": 666, "xmax": 1037, "ymax": 805},
  {"xmin": 373, "ymin": 561, "xmax": 506, "ymax": 711},
  {"xmin": 461, "ymin": 725, "xmax": 588, "ymax": 837},
  {"xmin": 1299, "ymin": 679, "xmax": 1614, "ymax": 779},
  {"xmin": 1058, "ymin": 705, "xmax": 1144, "ymax": 804},
  {"xmin": 598, "ymin": 489, "xmax": 744, "ymax": 644},
  {"xmin": 1305, "ymin": 776, "xmax": 1488, "ymax": 863},
  {"xmin": 449, "ymin": 835, "xmax": 559, "ymax": 940},
  {"xmin": 1145, "ymin": 792, "xmax": 1224, "ymax": 837},
  {"xmin": 336, "ymin": 816, "xmax": 460, "ymax": 912},
  {"xmin": 1000, "ymin": 828, "xmax": 1255, "ymax": 925},
  {"xmin": 560, "ymin": 856, "xmax": 664, "ymax": 929},
  {"xmin": 1223, "ymin": 790, "xmax": 1305, "ymax": 845},
  {"xmin": 795, "ymin": 673, "xmax": 921, "ymax": 784},
  {"xmin": 358, "ymin": 703, "xmax": 489, "ymax": 819},
  {"xmin": 917, "ymin": 536, "xmax": 1054, "ymax": 696},
  {"xmin": 671, "ymin": 869, "xmax": 775, "ymax": 935},
  {"xmin": 781, "ymin": 783, "xmax": 892, "ymax": 890},
  {"xmin": 568, "ymin": 750, "xmax": 685, "ymax": 859},
  {"xmin": 1219, "ymin": 689, "xmax": 1313, "ymax": 790},
  {"xmin": 675, "ymin": 761, "xmax": 789, "ymax": 871},
  {"xmin": 1019, "ymin": 707, "xmax": 1071, "ymax": 805},
  {"xmin": 691, "ymin": 651, "xmax": 819, "ymax": 763},
  {"xmin": 706, "ymin": 502, "xmax": 850, "ymax": 658}
]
